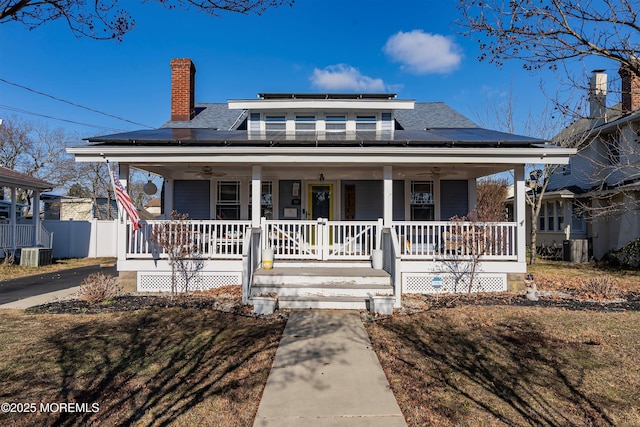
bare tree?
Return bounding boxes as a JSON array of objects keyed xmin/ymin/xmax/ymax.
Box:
[
  {"xmin": 457, "ymin": 0, "xmax": 640, "ymax": 78},
  {"xmin": 1, "ymin": 0, "xmax": 294, "ymax": 40},
  {"xmin": 150, "ymin": 211, "xmax": 203, "ymax": 299},
  {"xmin": 0, "ymin": 115, "xmax": 77, "ymax": 212}
]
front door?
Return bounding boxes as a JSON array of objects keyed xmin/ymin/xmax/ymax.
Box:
[{"xmin": 308, "ymin": 184, "xmax": 333, "ymax": 220}]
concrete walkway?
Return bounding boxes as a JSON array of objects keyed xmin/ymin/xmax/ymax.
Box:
[
  {"xmin": 254, "ymin": 310, "xmax": 407, "ymax": 427},
  {"xmin": 0, "ymin": 264, "xmax": 117, "ymax": 309}
]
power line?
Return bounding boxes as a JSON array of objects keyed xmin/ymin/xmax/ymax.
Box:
[
  {"xmin": 0, "ymin": 77, "xmax": 155, "ymax": 129},
  {"xmin": 0, "ymin": 104, "xmax": 126, "ymax": 133}
]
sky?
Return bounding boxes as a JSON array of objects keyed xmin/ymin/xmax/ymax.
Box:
[{"xmin": 0, "ymin": 0, "xmax": 613, "ymax": 140}]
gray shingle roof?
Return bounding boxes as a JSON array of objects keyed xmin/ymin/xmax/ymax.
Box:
[
  {"xmin": 395, "ymin": 103, "xmax": 478, "ymax": 129},
  {"xmin": 161, "ymin": 102, "xmax": 478, "ymax": 130}
]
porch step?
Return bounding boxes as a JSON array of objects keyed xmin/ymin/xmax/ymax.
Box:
[
  {"xmin": 250, "ymin": 266, "xmax": 393, "ymax": 310},
  {"xmin": 277, "ymin": 296, "xmax": 368, "ymax": 310}
]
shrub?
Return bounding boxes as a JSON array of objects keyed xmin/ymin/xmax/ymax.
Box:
[
  {"xmin": 582, "ymin": 277, "xmax": 620, "ymax": 300},
  {"xmin": 604, "ymin": 238, "xmax": 640, "ymax": 269},
  {"xmin": 79, "ymin": 273, "xmax": 122, "ymax": 303}
]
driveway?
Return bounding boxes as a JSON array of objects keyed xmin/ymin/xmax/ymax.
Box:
[{"xmin": 0, "ymin": 264, "xmax": 117, "ymax": 306}]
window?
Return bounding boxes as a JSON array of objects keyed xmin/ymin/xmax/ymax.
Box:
[
  {"xmin": 295, "ymin": 115, "xmax": 316, "ymax": 132},
  {"xmin": 265, "ymin": 115, "xmax": 286, "ymax": 132},
  {"xmin": 356, "ymin": 115, "xmax": 376, "ymax": 131},
  {"xmin": 325, "ymin": 115, "xmax": 346, "ymax": 131},
  {"xmin": 249, "ymin": 113, "xmax": 260, "ymax": 132},
  {"xmin": 539, "ymin": 201, "xmax": 567, "ymax": 232},
  {"xmin": 216, "ymin": 181, "xmax": 240, "ymax": 220},
  {"xmin": 381, "ymin": 112, "xmax": 393, "ymax": 131},
  {"xmin": 571, "ymin": 202, "xmax": 585, "ymax": 232},
  {"xmin": 410, "ymin": 181, "xmax": 434, "ymax": 220},
  {"xmin": 249, "ymin": 181, "xmax": 273, "ymax": 219}
]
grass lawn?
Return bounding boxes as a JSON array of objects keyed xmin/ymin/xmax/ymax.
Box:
[
  {"xmin": 367, "ymin": 302, "xmax": 640, "ymax": 426},
  {"xmin": 0, "ymin": 308, "xmax": 285, "ymax": 426},
  {"xmin": 367, "ymin": 261, "xmax": 640, "ymax": 426},
  {"xmin": 0, "ymin": 257, "xmax": 116, "ymax": 282}
]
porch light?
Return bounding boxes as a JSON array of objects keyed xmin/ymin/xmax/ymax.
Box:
[
  {"xmin": 143, "ymin": 175, "xmax": 158, "ymax": 195},
  {"xmin": 319, "ymin": 172, "xmax": 325, "ymax": 181}
]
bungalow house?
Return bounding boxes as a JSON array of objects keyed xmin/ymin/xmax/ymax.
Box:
[
  {"xmin": 0, "ymin": 166, "xmax": 53, "ymax": 254},
  {"xmin": 68, "ymin": 58, "xmax": 574, "ymax": 308},
  {"xmin": 541, "ymin": 66, "xmax": 640, "ymax": 260}
]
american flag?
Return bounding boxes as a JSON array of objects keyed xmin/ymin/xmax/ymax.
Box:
[{"xmin": 109, "ymin": 166, "xmax": 140, "ymax": 231}]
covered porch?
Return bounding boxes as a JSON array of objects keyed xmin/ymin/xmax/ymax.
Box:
[
  {"xmin": 0, "ymin": 167, "xmax": 54, "ymax": 259},
  {"xmin": 69, "ymin": 138, "xmax": 573, "ymax": 308}
]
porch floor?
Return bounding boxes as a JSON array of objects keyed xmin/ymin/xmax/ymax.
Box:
[{"xmin": 251, "ymin": 267, "xmax": 393, "ymax": 310}]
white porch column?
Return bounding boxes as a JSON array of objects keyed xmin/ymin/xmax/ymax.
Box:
[
  {"xmin": 164, "ymin": 179, "xmax": 174, "ymax": 218},
  {"xmin": 32, "ymin": 190, "xmax": 41, "ymax": 246},
  {"xmin": 116, "ymin": 163, "xmax": 130, "ymax": 262},
  {"xmin": 10, "ymin": 187, "xmax": 17, "ymax": 249},
  {"xmin": 514, "ymin": 165, "xmax": 527, "ymax": 263},
  {"xmin": 468, "ymin": 178, "xmax": 477, "ymax": 212},
  {"xmin": 251, "ymin": 165, "xmax": 262, "ymax": 227},
  {"xmin": 383, "ymin": 165, "xmax": 393, "ymax": 227}
]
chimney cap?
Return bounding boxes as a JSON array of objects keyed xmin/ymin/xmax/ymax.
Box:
[{"xmin": 592, "ymin": 69, "xmax": 606, "ymax": 73}]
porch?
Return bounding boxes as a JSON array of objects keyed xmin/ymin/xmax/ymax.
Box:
[{"xmin": 121, "ymin": 218, "xmax": 521, "ymax": 308}]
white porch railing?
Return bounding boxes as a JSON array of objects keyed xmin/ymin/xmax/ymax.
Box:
[
  {"xmin": 0, "ymin": 223, "xmax": 53, "ymax": 250},
  {"xmin": 127, "ymin": 220, "xmax": 252, "ymax": 259},
  {"xmin": 124, "ymin": 219, "xmax": 518, "ymax": 262},
  {"xmin": 392, "ymin": 221, "xmax": 517, "ymax": 260},
  {"xmin": 262, "ymin": 219, "xmax": 381, "ymax": 260}
]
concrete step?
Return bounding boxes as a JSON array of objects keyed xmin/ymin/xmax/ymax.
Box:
[
  {"xmin": 277, "ymin": 296, "xmax": 369, "ymax": 310},
  {"xmin": 253, "ymin": 267, "xmax": 391, "ymax": 287},
  {"xmin": 251, "ymin": 283, "xmax": 391, "ymax": 298}
]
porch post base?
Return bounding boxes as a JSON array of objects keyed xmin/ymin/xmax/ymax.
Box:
[
  {"xmin": 507, "ymin": 273, "xmax": 526, "ymax": 292},
  {"xmin": 119, "ymin": 271, "xmax": 137, "ymax": 293}
]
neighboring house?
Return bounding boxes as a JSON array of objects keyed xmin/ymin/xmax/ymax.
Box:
[
  {"xmin": 42, "ymin": 194, "xmax": 118, "ymax": 220},
  {"xmin": 542, "ymin": 66, "xmax": 640, "ymax": 259},
  {"xmin": 143, "ymin": 197, "xmax": 162, "ymax": 218},
  {"xmin": 0, "ymin": 166, "xmax": 53, "ymax": 252},
  {"xmin": 68, "ymin": 58, "xmax": 574, "ymax": 308}
]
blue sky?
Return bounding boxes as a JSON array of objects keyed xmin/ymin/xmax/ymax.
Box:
[{"xmin": 0, "ymin": 0, "xmax": 609, "ymax": 139}]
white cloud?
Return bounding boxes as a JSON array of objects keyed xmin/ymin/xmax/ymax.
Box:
[
  {"xmin": 310, "ymin": 64, "xmax": 386, "ymax": 92},
  {"xmin": 383, "ymin": 30, "xmax": 463, "ymax": 74}
]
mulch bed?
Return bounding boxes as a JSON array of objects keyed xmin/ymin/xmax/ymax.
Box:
[
  {"xmin": 25, "ymin": 287, "xmax": 640, "ymax": 316},
  {"xmin": 398, "ymin": 291, "xmax": 640, "ymax": 316}
]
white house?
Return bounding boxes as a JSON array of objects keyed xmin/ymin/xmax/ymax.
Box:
[
  {"xmin": 543, "ymin": 66, "xmax": 640, "ymax": 260},
  {"xmin": 68, "ymin": 58, "xmax": 574, "ymax": 308}
]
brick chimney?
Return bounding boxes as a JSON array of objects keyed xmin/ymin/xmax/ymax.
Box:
[
  {"xmin": 619, "ymin": 61, "xmax": 640, "ymax": 115},
  {"xmin": 170, "ymin": 58, "xmax": 196, "ymax": 121},
  {"xmin": 589, "ymin": 70, "xmax": 607, "ymax": 124}
]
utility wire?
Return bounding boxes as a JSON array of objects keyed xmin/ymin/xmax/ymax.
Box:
[
  {"xmin": 0, "ymin": 104, "xmax": 126, "ymax": 133},
  {"xmin": 0, "ymin": 77, "xmax": 154, "ymax": 129}
]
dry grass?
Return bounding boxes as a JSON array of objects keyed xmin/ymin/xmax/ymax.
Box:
[
  {"xmin": 529, "ymin": 259, "xmax": 640, "ymax": 294},
  {"xmin": 0, "ymin": 309, "xmax": 285, "ymax": 426},
  {"xmin": 366, "ymin": 306, "xmax": 640, "ymax": 426},
  {"xmin": 0, "ymin": 257, "xmax": 116, "ymax": 282}
]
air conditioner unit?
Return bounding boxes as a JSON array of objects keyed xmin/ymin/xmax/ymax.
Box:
[{"xmin": 19, "ymin": 248, "xmax": 53, "ymax": 267}]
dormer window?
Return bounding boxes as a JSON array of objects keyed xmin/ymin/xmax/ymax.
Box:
[
  {"xmin": 265, "ymin": 115, "xmax": 286, "ymax": 131},
  {"xmin": 356, "ymin": 115, "xmax": 376, "ymax": 131},
  {"xmin": 325, "ymin": 115, "xmax": 346, "ymax": 132},
  {"xmin": 295, "ymin": 115, "xmax": 316, "ymax": 132}
]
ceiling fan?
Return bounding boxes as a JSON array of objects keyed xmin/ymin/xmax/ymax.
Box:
[
  {"xmin": 416, "ymin": 167, "xmax": 442, "ymax": 178},
  {"xmin": 186, "ymin": 166, "xmax": 225, "ymax": 178}
]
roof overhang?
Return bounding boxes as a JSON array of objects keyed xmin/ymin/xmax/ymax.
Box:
[
  {"xmin": 68, "ymin": 145, "xmax": 575, "ymax": 166},
  {"xmin": 0, "ymin": 167, "xmax": 54, "ymax": 191},
  {"xmin": 227, "ymin": 99, "xmax": 415, "ymax": 111}
]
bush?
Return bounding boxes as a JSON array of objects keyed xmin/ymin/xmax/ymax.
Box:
[
  {"xmin": 603, "ymin": 238, "xmax": 640, "ymax": 269},
  {"xmin": 79, "ymin": 273, "xmax": 122, "ymax": 303},
  {"xmin": 582, "ymin": 277, "xmax": 620, "ymax": 300}
]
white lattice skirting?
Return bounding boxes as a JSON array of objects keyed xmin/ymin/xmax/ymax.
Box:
[
  {"xmin": 403, "ymin": 272, "xmax": 507, "ymax": 294},
  {"xmin": 137, "ymin": 272, "xmax": 242, "ymax": 293}
]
